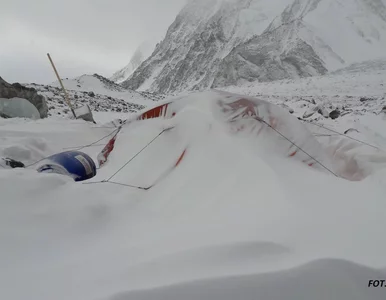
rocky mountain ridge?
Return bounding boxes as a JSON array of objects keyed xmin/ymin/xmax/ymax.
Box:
[{"xmin": 122, "ymin": 0, "xmax": 386, "ymax": 94}]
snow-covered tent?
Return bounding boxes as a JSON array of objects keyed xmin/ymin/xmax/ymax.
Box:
[
  {"xmin": 96, "ymin": 90, "xmax": 378, "ymax": 185},
  {"xmin": 0, "ymin": 97, "xmax": 41, "ymax": 119}
]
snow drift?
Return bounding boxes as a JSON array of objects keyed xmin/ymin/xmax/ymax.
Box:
[
  {"xmin": 96, "ymin": 90, "xmax": 384, "ymax": 183},
  {"xmin": 1, "ymin": 96, "xmax": 386, "ymax": 300}
]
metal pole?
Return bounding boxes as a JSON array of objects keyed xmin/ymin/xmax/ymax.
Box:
[{"xmin": 47, "ymin": 53, "xmax": 76, "ymax": 118}]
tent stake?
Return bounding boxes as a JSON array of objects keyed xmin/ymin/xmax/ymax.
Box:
[{"xmin": 47, "ymin": 53, "xmax": 76, "ymax": 118}]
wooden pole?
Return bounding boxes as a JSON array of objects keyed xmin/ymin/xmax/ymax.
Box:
[{"xmin": 47, "ymin": 53, "xmax": 76, "ymax": 118}]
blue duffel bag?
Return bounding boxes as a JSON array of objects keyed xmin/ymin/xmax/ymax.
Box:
[{"xmin": 37, "ymin": 151, "xmax": 97, "ymax": 182}]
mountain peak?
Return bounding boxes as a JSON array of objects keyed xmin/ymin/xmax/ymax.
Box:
[
  {"xmin": 110, "ymin": 41, "xmax": 156, "ymax": 84},
  {"xmin": 121, "ymin": 0, "xmax": 386, "ymax": 94}
]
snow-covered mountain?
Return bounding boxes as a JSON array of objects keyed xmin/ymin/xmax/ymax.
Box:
[
  {"xmin": 110, "ymin": 41, "xmax": 156, "ymax": 84},
  {"xmin": 122, "ymin": 0, "xmax": 386, "ymax": 94}
]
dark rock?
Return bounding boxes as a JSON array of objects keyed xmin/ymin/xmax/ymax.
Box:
[
  {"xmin": 3, "ymin": 158, "xmax": 25, "ymax": 168},
  {"xmin": 317, "ymin": 105, "xmax": 329, "ymax": 118},
  {"xmin": 279, "ymin": 103, "xmax": 294, "ymax": 114},
  {"xmin": 344, "ymin": 128, "xmax": 359, "ymax": 134},
  {"xmin": 0, "ymin": 77, "xmax": 48, "ymax": 118},
  {"xmin": 0, "ymin": 111, "xmax": 10, "ymax": 118},
  {"xmin": 360, "ymin": 97, "xmax": 375, "ymax": 102},
  {"xmin": 329, "ymin": 110, "xmax": 340, "ymax": 119}
]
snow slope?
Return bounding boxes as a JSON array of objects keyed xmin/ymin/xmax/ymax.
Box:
[
  {"xmin": 49, "ymin": 74, "xmax": 152, "ymax": 104},
  {"xmin": 27, "ymin": 74, "xmax": 165, "ymax": 118},
  {"xmin": 266, "ymin": 0, "xmax": 386, "ymax": 71},
  {"xmin": 224, "ymin": 69, "xmax": 386, "ymax": 94}
]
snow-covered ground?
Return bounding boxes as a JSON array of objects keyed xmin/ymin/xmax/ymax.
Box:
[
  {"xmin": 222, "ymin": 70, "xmax": 386, "ymax": 141},
  {"xmin": 27, "ymin": 74, "xmax": 165, "ymax": 118},
  {"xmin": 1, "ymin": 71, "xmax": 386, "ymax": 300},
  {"xmin": 223, "ymin": 69, "xmax": 386, "ymax": 98}
]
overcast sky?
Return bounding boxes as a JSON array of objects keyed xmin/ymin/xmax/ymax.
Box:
[{"xmin": 0, "ymin": 0, "xmax": 187, "ymax": 84}]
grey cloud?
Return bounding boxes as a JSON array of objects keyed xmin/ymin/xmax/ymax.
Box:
[{"xmin": 1, "ymin": 0, "xmax": 187, "ymax": 84}]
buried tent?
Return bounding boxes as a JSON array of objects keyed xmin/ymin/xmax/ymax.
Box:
[
  {"xmin": 94, "ymin": 90, "xmax": 383, "ymax": 187},
  {"xmin": 0, "ymin": 97, "xmax": 41, "ymax": 119}
]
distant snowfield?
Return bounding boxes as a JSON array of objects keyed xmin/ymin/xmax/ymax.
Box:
[
  {"xmin": 1, "ymin": 72, "xmax": 386, "ymax": 300},
  {"xmin": 222, "ymin": 69, "xmax": 386, "ymax": 97}
]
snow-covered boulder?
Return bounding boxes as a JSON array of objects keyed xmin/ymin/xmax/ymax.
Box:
[
  {"xmin": 317, "ymin": 105, "xmax": 330, "ymax": 118},
  {"xmin": 303, "ymin": 104, "xmax": 330, "ymax": 119}
]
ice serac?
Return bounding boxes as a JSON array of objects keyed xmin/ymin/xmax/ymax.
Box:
[
  {"xmin": 110, "ymin": 41, "xmax": 156, "ymax": 84},
  {"xmin": 122, "ymin": 0, "xmax": 386, "ymax": 93}
]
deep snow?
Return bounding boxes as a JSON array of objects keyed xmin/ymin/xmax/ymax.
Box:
[{"xmin": 1, "ymin": 72, "xmax": 386, "ymax": 300}]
